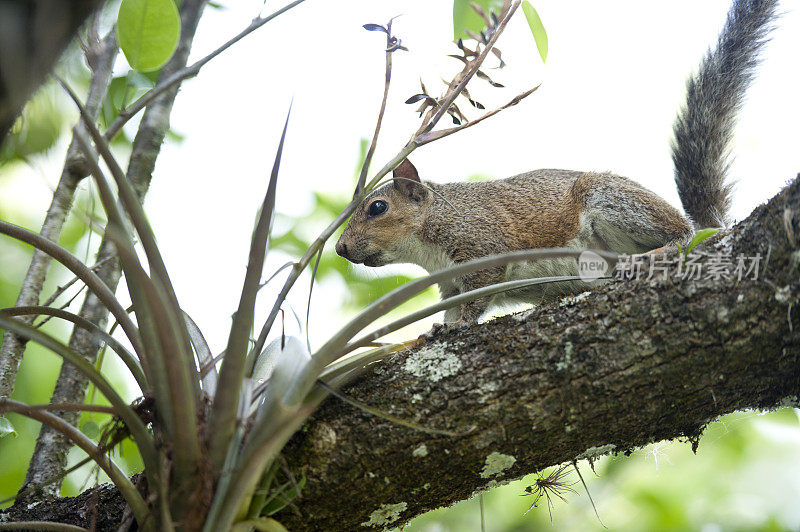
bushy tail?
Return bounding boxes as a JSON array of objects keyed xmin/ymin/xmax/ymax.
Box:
[{"xmin": 672, "ymin": 0, "xmax": 779, "ymax": 228}]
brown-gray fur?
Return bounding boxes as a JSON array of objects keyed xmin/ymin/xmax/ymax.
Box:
[
  {"xmin": 336, "ymin": 167, "xmax": 690, "ymax": 323},
  {"xmin": 336, "ymin": 0, "xmax": 779, "ymax": 324},
  {"xmin": 672, "ymin": 0, "xmax": 779, "ymax": 228}
]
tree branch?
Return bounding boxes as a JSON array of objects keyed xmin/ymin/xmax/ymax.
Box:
[
  {"xmin": 355, "ymin": 18, "xmax": 397, "ymax": 195},
  {"xmin": 274, "ymin": 172, "xmax": 800, "ymax": 529},
  {"xmin": 0, "ymin": 29, "xmax": 117, "ymax": 401},
  {"xmin": 5, "ymin": 173, "xmax": 798, "ymax": 530},
  {"xmin": 18, "ymin": 0, "xmax": 208, "ymax": 503}
]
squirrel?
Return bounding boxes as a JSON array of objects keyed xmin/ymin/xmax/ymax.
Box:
[{"xmin": 335, "ymin": 0, "xmax": 779, "ymax": 325}]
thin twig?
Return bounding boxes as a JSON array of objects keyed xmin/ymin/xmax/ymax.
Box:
[
  {"xmin": 305, "ymin": 248, "xmax": 323, "ymax": 352},
  {"xmin": 355, "ymin": 18, "xmax": 397, "ymax": 195},
  {"xmin": 0, "ymin": 521, "xmax": 89, "ymax": 531},
  {"xmin": 35, "ymin": 284, "xmax": 88, "ymax": 329},
  {"xmin": 359, "ymin": 2, "xmax": 522, "ymax": 192},
  {"xmin": 417, "ymin": 84, "xmax": 540, "ymax": 146},
  {"xmin": 413, "ymin": 0, "xmax": 520, "ymax": 140},
  {"xmin": 40, "ymin": 255, "xmax": 117, "ymax": 308},
  {"xmin": 26, "ymin": 403, "xmax": 117, "ymax": 414},
  {"xmin": 0, "ymin": 28, "xmax": 117, "ymax": 403},
  {"xmin": 572, "ymin": 460, "xmax": 606, "ymax": 528},
  {"xmin": 104, "ymin": 0, "xmax": 309, "ymax": 140}
]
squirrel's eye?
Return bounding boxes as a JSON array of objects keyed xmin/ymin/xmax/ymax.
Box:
[{"xmin": 368, "ymin": 200, "xmax": 388, "ymax": 217}]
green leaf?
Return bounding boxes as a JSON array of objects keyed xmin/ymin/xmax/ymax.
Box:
[
  {"xmin": 81, "ymin": 420, "xmax": 101, "ymax": 439},
  {"xmin": 685, "ymin": 228, "xmax": 720, "ymax": 256},
  {"xmin": 0, "ymin": 84, "xmax": 66, "ymax": 163},
  {"xmin": 261, "ymin": 474, "xmax": 307, "ymax": 516},
  {"xmin": 0, "ymin": 416, "xmax": 17, "ymax": 439},
  {"xmin": 117, "ymin": 0, "xmax": 181, "ymax": 72},
  {"xmin": 452, "ymin": 0, "xmax": 504, "ymax": 41},
  {"xmin": 522, "ymin": 1, "xmax": 548, "ymax": 63}
]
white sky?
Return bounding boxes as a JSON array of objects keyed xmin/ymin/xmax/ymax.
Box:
[{"xmin": 4, "ymin": 0, "xmax": 800, "ymax": 354}]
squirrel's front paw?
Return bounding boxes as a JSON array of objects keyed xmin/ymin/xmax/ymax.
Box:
[{"xmin": 418, "ymin": 320, "xmax": 471, "ymax": 342}]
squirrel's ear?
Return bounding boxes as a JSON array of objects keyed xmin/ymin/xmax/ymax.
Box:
[{"xmin": 393, "ymin": 158, "xmax": 427, "ymax": 201}]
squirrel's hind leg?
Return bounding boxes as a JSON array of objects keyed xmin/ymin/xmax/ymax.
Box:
[{"xmin": 572, "ymin": 173, "xmax": 692, "ymax": 255}]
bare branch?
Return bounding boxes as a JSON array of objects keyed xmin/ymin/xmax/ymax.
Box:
[
  {"xmin": 417, "ymin": 84, "xmax": 540, "ymax": 146},
  {"xmin": 39, "ymin": 255, "xmax": 117, "ymax": 308},
  {"xmin": 412, "ymin": 1, "xmax": 521, "ymax": 140},
  {"xmin": 355, "ymin": 17, "xmax": 399, "ymax": 195},
  {"xmin": 0, "ymin": 29, "xmax": 117, "ymax": 401}
]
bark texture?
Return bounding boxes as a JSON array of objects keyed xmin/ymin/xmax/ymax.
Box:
[
  {"xmin": 3, "ymin": 174, "xmax": 799, "ymax": 530},
  {"xmin": 277, "ymin": 172, "xmax": 800, "ymax": 529}
]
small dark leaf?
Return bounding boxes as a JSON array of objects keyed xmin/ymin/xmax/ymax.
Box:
[
  {"xmin": 492, "ymin": 47, "xmax": 504, "ymax": 67},
  {"xmin": 447, "ymin": 54, "xmax": 469, "ymax": 64},
  {"xmin": 477, "ymin": 70, "xmax": 504, "ymax": 87},
  {"xmin": 363, "ymin": 23, "xmax": 388, "ymax": 33},
  {"xmin": 405, "ymin": 94, "xmax": 429, "ymax": 104},
  {"xmin": 416, "ymin": 96, "xmax": 437, "ymax": 117},
  {"xmin": 420, "ymin": 79, "xmax": 428, "ymax": 94},
  {"xmin": 449, "ymin": 103, "xmax": 466, "ymax": 123},
  {"xmin": 472, "ymin": 100, "xmax": 485, "ymax": 109},
  {"xmin": 491, "ymin": 11, "xmax": 499, "ymax": 27},
  {"xmin": 462, "ymin": 88, "xmax": 484, "ymax": 110},
  {"xmin": 457, "ymin": 38, "xmax": 465, "ymax": 51},
  {"xmin": 448, "ymin": 112, "xmax": 461, "ymax": 125}
]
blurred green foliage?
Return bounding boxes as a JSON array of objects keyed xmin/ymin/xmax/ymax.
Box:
[
  {"xmin": 0, "ymin": 83, "xmax": 69, "ymax": 164},
  {"xmin": 407, "ymin": 409, "xmax": 800, "ymax": 531},
  {"xmin": 453, "ymin": 0, "xmax": 505, "ymax": 41}
]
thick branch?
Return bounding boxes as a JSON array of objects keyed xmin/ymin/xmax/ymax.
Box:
[
  {"xmin": 276, "ymin": 174, "xmax": 800, "ymax": 530},
  {"xmin": 5, "ymin": 175, "xmax": 799, "ymax": 530}
]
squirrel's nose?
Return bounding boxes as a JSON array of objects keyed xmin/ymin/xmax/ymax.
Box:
[{"xmin": 335, "ymin": 241, "xmax": 348, "ymax": 258}]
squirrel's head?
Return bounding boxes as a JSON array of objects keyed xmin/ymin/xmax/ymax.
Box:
[{"xmin": 336, "ymin": 158, "xmax": 430, "ymax": 267}]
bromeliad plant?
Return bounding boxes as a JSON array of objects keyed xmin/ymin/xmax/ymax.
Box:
[{"xmin": 0, "ymin": 1, "xmax": 608, "ymax": 529}]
